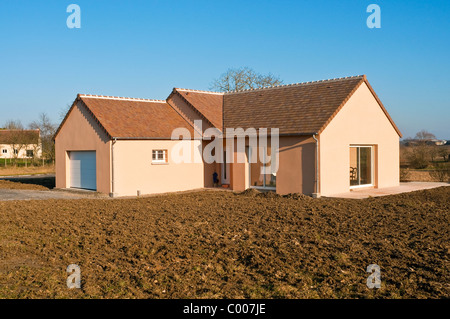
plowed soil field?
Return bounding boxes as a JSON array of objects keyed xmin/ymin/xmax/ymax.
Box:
[{"xmin": 0, "ymin": 186, "xmax": 449, "ymax": 298}]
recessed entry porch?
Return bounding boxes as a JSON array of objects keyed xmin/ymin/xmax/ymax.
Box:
[
  {"xmin": 247, "ymin": 145, "xmax": 277, "ymax": 191},
  {"xmin": 219, "ymin": 145, "xmax": 277, "ymax": 191}
]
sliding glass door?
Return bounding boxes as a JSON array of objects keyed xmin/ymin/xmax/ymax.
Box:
[
  {"xmin": 248, "ymin": 146, "xmax": 276, "ymax": 189},
  {"xmin": 350, "ymin": 146, "xmax": 373, "ymax": 187}
]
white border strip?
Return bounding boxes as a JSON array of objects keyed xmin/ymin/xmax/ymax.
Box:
[{"xmin": 79, "ymin": 94, "xmax": 166, "ymax": 103}]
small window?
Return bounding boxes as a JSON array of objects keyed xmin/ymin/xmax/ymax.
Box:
[
  {"xmin": 26, "ymin": 150, "xmax": 34, "ymax": 157},
  {"xmin": 1, "ymin": 149, "xmax": 7, "ymax": 154},
  {"xmin": 13, "ymin": 149, "xmax": 18, "ymax": 155},
  {"xmin": 152, "ymin": 150, "xmax": 168, "ymax": 163}
]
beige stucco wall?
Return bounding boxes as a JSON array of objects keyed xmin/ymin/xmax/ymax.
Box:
[
  {"xmin": 56, "ymin": 100, "xmax": 205, "ymax": 197},
  {"xmin": 55, "ymin": 101, "xmax": 111, "ymax": 194},
  {"xmin": 54, "ymin": 82, "xmax": 398, "ymax": 197},
  {"xmin": 168, "ymin": 93, "xmax": 220, "ymax": 188},
  {"xmin": 112, "ymin": 139, "xmax": 204, "ymax": 197},
  {"xmin": 319, "ymin": 82, "xmax": 400, "ymax": 196},
  {"xmin": 277, "ymin": 136, "xmax": 316, "ymax": 195}
]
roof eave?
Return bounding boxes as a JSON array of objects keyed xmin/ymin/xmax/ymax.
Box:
[
  {"xmin": 316, "ymin": 75, "xmax": 402, "ymax": 138},
  {"xmin": 171, "ymin": 88, "xmax": 222, "ymax": 132},
  {"xmin": 362, "ymin": 77, "xmax": 403, "ymax": 138},
  {"xmin": 53, "ymin": 95, "xmax": 113, "ymax": 141}
]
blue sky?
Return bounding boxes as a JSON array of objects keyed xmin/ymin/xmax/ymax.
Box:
[{"xmin": 0, "ymin": 0, "xmax": 449, "ymax": 139}]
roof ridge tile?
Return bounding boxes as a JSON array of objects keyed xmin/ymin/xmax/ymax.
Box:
[
  {"xmin": 224, "ymin": 75, "xmax": 365, "ymax": 94},
  {"xmin": 175, "ymin": 88, "xmax": 224, "ymax": 95},
  {"xmin": 78, "ymin": 94, "xmax": 166, "ymax": 103}
]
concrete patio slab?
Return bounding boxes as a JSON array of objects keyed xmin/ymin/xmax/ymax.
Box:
[{"xmin": 327, "ymin": 182, "xmax": 449, "ymax": 199}]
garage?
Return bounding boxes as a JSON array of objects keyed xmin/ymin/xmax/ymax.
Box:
[{"xmin": 69, "ymin": 151, "xmax": 97, "ymax": 190}]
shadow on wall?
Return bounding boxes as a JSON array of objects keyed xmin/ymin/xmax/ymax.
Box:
[
  {"xmin": 79, "ymin": 101, "xmax": 111, "ymax": 144},
  {"xmin": 302, "ymin": 141, "xmax": 316, "ymax": 195},
  {"xmin": 277, "ymin": 136, "xmax": 316, "ymax": 195}
]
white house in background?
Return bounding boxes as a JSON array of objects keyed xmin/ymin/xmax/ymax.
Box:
[
  {"xmin": 431, "ymin": 139, "xmax": 447, "ymax": 146},
  {"xmin": 0, "ymin": 129, "xmax": 42, "ymax": 159}
]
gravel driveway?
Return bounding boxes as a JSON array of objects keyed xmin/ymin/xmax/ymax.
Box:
[
  {"xmin": 0, "ymin": 174, "xmax": 107, "ymax": 201},
  {"xmin": 0, "ymin": 188, "xmax": 98, "ymax": 201}
]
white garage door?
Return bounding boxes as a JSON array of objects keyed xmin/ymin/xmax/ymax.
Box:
[{"xmin": 69, "ymin": 151, "xmax": 97, "ymax": 190}]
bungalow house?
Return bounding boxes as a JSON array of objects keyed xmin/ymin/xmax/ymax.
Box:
[
  {"xmin": 54, "ymin": 75, "xmax": 402, "ymax": 197},
  {"xmin": 0, "ymin": 129, "xmax": 42, "ymax": 160}
]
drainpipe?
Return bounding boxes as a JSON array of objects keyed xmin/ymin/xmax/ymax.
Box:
[
  {"xmin": 312, "ymin": 134, "xmax": 321, "ymax": 198},
  {"xmin": 110, "ymin": 138, "xmax": 117, "ymax": 197}
]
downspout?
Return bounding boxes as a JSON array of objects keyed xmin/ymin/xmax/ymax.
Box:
[
  {"xmin": 110, "ymin": 138, "xmax": 117, "ymax": 197},
  {"xmin": 312, "ymin": 134, "xmax": 321, "ymax": 198}
]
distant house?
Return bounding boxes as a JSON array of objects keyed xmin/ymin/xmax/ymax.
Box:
[
  {"xmin": 55, "ymin": 75, "xmax": 402, "ymax": 197},
  {"xmin": 430, "ymin": 139, "xmax": 447, "ymax": 146},
  {"xmin": 0, "ymin": 129, "xmax": 42, "ymax": 159},
  {"xmin": 401, "ymin": 139, "xmax": 448, "ymax": 146}
]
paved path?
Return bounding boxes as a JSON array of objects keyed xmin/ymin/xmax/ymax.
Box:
[
  {"xmin": 0, "ymin": 174, "xmax": 108, "ymax": 201},
  {"xmin": 328, "ymin": 182, "xmax": 449, "ymax": 199}
]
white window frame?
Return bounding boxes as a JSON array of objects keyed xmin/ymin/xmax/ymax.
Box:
[
  {"xmin": 152, "ymin": 149, "xmax": 168, "ymax": 164},
  {"xmin": 349, "ymin": 145, "xmax": 374, "ymax": 189},
  {"xmin": 1, "ymin": 149, "xmax": 7, "ymax": 154}
]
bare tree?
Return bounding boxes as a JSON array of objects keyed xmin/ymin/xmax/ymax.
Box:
[
  {"xmin": 429, "ymin": 146, "xmax": 439, "ymax": 163},
  {"xmin": 438, "ymin": 147, "xmax": 449, "ymax": 162},
  {"xmin": 406, "ymin": 130, "xmax": 438, "ymax": 169},
  {"xmin": 59, "ymin": 103, "xmax": 73, "ymax": 121},
  {"xmin": 4, "ymin": 120, "xmax": 24, "ymax": 130},
  {"xmin": 415, "ymin": 130, "xmax": 436, "ymax": 141},
  {"xmin": 406, "ymin": 145, "xmax": 429, "ymax": 169},
  {"xmin": 210, "ymin": 67, "xmax": 283, "ymax": 92},
  {"xmin": 29, "ymin": 113, "xmax": 57, "ymax": 162}
]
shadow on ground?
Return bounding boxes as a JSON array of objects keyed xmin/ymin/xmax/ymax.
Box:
[{"xmin": 0, "ymin": 174, "xmax": 55, "ymax": 189}]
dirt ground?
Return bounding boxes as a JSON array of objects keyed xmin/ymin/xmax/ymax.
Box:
[
  {"xmin": 0, "ymin": 187, "xmax": 448, "ymax": 299},
  {"xmin": 0, "ymin": 180, "xmax": 49, "ymax": 191},
  {"xmin": 406, "ymin": 170, "xmax": 447, "ymax": 182},
  {"xmin": 0, "ymin": 165, "xmax": 55, "ymax": 177},
  {"xmin": 0, "ymin": 175, "xmax": 55, "ymax": 190}
]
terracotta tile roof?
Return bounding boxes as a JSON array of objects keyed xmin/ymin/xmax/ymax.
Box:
[
  {"xmin": 223, "ymin": 76, "xmax": 364, "ymax": 135},
  {"xmin": 223, "ymin": 75, "xmax": 401, "ymax": 136},
  {"xmin": 55, "ymin": 95, "xmax": 194, "ymax": 139},
  {"xmin": 173, "ymin": 89, "xmax": 224, "ymax": 130},
  {"xmin": 55, "ymin": 75, "xmax": 401, "ymax": 140},
  {"xmin": 0, "ymin": 129, "xmax": 40, "ymax": 144}
]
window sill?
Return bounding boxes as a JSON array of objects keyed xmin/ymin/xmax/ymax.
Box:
[{"xmin": 151, "ymin": 162, "xmax": 169, "ymax": 165}]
